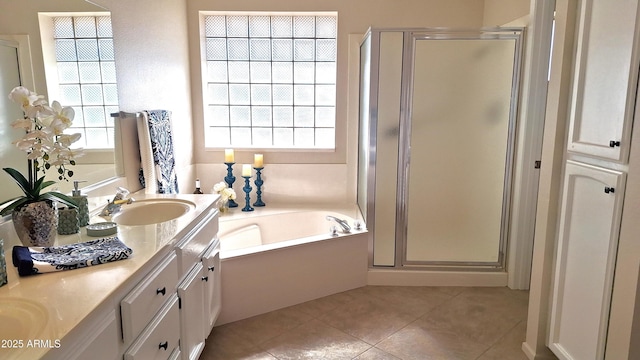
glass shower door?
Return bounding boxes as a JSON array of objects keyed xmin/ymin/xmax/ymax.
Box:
[{"xmin": 402, "ymin": 33, "xmax": 521, "ymax": 266}]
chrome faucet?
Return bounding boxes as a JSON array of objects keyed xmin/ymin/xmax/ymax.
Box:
[
  {"xmin": 100, "ymin": 187, "xmax": 134, "ymax": 217},
  {"xmin": 326, "ymin": 215, "xmax": 351, "ymax": 233}
]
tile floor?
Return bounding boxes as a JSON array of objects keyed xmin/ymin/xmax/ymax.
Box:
[{"xmin": 200, "ymin": 286, "xmax": 530, "ymax": 360}]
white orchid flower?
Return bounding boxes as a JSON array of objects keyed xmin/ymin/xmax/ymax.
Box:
[
  {"xmin": 11, "ymin": 118, "xmax": 34, "ymax": 131},
  {"xmin": 56, "ymin": 133, "xmax": 82, "ymax": 147},
  {"xmin": 6, "ymin": 85, "xmax": 83, "ymax": 186},
  {"xmin": 51, "ymin": 101, "xmax": 74, "ymax": 119},
  {"xmin": 8, "ymin": 86, "xmax": 42, "ymax": 109}
]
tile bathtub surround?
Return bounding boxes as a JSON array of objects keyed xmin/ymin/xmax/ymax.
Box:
[{"xmin": 200, "ymin": 286, "xmax": 531, "ymax": 360}]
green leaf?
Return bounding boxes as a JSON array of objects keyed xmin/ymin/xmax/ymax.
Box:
[
  {"xmin": 42, "ymin": 192, "xmax": 78, "ymax": 209},
  {"xmin": 0, "ymin": 197, "xmax": 31, "ymax": 216},
  {"xmin": 37, "ymin": 180, "xmax": 57, "ymax": 192},
  {"xmin": 2, "ymin": 168, "xmax": 32, "ymax": 196}
]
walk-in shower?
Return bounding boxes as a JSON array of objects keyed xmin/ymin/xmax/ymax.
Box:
[{"xmin": 358, "ymin": 28, "xmax": 524, "ymax": 272}]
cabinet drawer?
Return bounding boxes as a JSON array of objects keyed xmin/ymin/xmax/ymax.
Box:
[
  {"xmin": 124, "ymin": 294, "xmax": 180, "ymax": 360},
  {"xmin": 175, "ymin": 208, "xmax": 218, "ymax": 277},
  {"xmin": 121, "ymin": 253, "xmax": 179, "ymax": 343}
]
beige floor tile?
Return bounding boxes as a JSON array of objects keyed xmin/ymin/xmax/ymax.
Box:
[
  {"xmin": 288, "ymin": 289, "xmax": 362, "ymax": 318},
  {"xmin": 376, "ymin": 322, "xmax": 490, "ymax": 360},
  {"xmin": 261, "ymin": 319, "xmax": 371, "ymax": 359},
  {"xmin": 361, "ymin": 286, "xmax": 456, "ymax": 318},
  {"xmin": 476, "ymin": 321, "xmax": 529, "ymax": 360},
  {"xmin": 354, "ymin": 347, "xmax": 402, "ymax": 359},
  {"xmin": 202, "ymin": 286, "xmax": 531, "ymax": 360},
  {"xmin": 224, "ymin": 306, "xmax": 313, "ymax": 345},
  {"xmin": 418, "ymin": 287, "xmax": 528, "ymax": 346},
  {"xmin": 317, "ymin": 295, "xmax": 418, "ymax": 345},
  {"xmin": 199, "ymin": 324, "xmax": 278, "ymax": 360}
]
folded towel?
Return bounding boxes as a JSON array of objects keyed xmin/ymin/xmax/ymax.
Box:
[
  {"xmin": 139, "ymin": 110, "xmax": 179, "ymax": 194},
  {"xmin": 12, "ymin": 237, "xmax": 133, "ymax": 276}
]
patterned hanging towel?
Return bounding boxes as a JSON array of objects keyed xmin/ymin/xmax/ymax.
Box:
[
  {"xmin": 139, "ymin": 110, "xmax": 179, "ymax": 194},
  {"xmin": 12, "ymin": 237, "xmax": 133, "ymax": 276}
]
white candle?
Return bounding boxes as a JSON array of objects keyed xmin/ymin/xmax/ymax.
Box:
[
  {"xmin": 254, "ymin": 154, "xmax": 263, "ymax": 168},
  {"xmin": 224, "ymin": 149, "xmax": 234, "ymax": 163},
  {"xmin": 242, "ymin": 164, "xmax": 252, "ymax": 177}
]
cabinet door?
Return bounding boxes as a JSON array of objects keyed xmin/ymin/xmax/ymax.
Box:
[
  {"xmin": 566, "ymin": 0, "xmax": 639, "ymax": 161},
  {"xmin": 202, "ymin": 240, "xmax": 221, "ymax": 336},
  {"xmin": 548, "ymin": 161, "xmax": 626, "ymax": 360},
  {"xmin": 178, "ymin": 262, "xmax": 206, "ymax": 360}
]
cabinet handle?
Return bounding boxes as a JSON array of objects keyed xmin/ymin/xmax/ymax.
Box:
[
  {"xmin": 605, "ymin": 187, "xmax": 615, "ymax": 194},
  {"xmin": 208, "ymin": 266, "xmax": 215, "ymax": 272},
  {"xmin": 202, "ymin": 276, "xmax": 209, "ymax": 282},
  {"xmin": 609, "ymin": 140, "xmax": 621, "ymax": 147},
  {"xmin": 156, "ymin": 287, "xmax": 166, "ymax": 296},
  {"xmin": 159, "ymin": 341, "xmax": 168, "ymax": 351}
]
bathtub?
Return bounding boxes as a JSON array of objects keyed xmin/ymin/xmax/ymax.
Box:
[{"xmin": 215, "ymin": 204, "xmax": 368, "ymax": 325}]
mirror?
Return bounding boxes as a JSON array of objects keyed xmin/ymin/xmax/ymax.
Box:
[
  {"xmin": 0, "ymin": 39, "xmax": 29, "ymax": 203},
  {"xmin": 0, "ymin": 0, "xmax": 118, "ymax": 207}
]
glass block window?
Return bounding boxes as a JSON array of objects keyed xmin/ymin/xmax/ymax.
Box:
[
  {"xmin": 204, "ymin": 14, "xmax": 337, "ymax": 149},
  {"xmin": 52, "ymin": 16, "xmax": 118, "ymax": 149}
]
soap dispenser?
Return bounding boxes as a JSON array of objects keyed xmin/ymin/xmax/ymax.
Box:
[{"xmin": 72, "ymin": 180, "xmax": 90, "ymax": 227}]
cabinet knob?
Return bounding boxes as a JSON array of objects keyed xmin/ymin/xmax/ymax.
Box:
[
  {"xmin": 208, "ymin": 266, "xmax": 215, "ymax": 272},
  {"xmin": 604, "ymin": 187, "xmax": 615, "ymax": 194},
  {"xmin": 202, "ymin": 276, "xmax": 209, "ymax": 282},
  {"xmin": 156, "ymin": 287, "xmax": 166, "ymax": 296},
  {"xmin": 159, "ymin": 341, "xmax": 168, "ymax": 351},
  {"xmin": 609, "ymin": 140, "xmax": 621, "ymax": 147}
]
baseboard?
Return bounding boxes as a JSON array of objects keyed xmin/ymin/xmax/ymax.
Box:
[
  {"xmin": 367, "ymin": 268, "xmax": 508, "ymax": 287},
  {"xmin": 522, "ymin": 341, "xmax": 558, "ymax": 360}
]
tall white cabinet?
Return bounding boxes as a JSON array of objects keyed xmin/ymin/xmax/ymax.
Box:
[{"xmin": 548, "ymin": 0, "xmax": 639, "ymax": 359}]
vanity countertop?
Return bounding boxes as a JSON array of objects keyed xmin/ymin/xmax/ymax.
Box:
[{"xmin": 0, "ymin": 193, "xmax": 219, "ymax": 360}]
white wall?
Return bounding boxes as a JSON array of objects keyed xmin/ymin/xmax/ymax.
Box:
[{"xmin": 483, "ymin": 0, "xmax": 530, "ymax": 26}]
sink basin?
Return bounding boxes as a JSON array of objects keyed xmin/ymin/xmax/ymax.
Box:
[
  {"xmin": 112, "ymin": 199, "xmax": 196, "ymax": 226},
  {"xmin": 0, "ymin": 297, "xmax": 49, "ymax": 340}
]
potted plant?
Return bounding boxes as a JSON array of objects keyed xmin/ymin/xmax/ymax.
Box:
[{"xmin": 0, "ymin": 86, "xmax": 83, "ymax": 247}]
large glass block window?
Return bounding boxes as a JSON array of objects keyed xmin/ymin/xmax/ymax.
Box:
[
  {"xmin": 204, "ymin": 14, "xmax": 337, "ymax": 149},
  {"xmin": 52, "ymin": 16, "xmax": 118, "ymax": 149}
]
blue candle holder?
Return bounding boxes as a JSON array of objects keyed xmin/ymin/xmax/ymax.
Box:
[
  {"xmin": 253, "ymin": 167, "xmax": 265, "ymax": 207},
  {"xmin": 242, "ymin": 176, "xmax": 254, "ymax": 212},
  {"xmin": 224, "ymin": 162, "xmax": 238, "ymax": 208}
]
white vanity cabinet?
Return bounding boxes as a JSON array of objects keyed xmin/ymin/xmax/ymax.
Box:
[
  {"xmin": 565, "ymin": 0, "xmax": 639, "ymax": 162},
  {"xmin": 10, "ymin": 195, "xmax": 221, "ymax": 360},
  {"xmin": 546, "ymin": 0, "xmax": 639, "ymax": 359},
  {"xmin": 548, "ymin": 161, "xmax": 626, "ymax": 359},
  {"xmin": 174, "ymin": 207, "xmax": 221, "ymax": 360}
]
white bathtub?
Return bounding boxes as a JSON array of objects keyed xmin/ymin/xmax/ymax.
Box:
[{"xmin": 216, "ymin": 204, "xmax": 368, "ymax": 325}]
